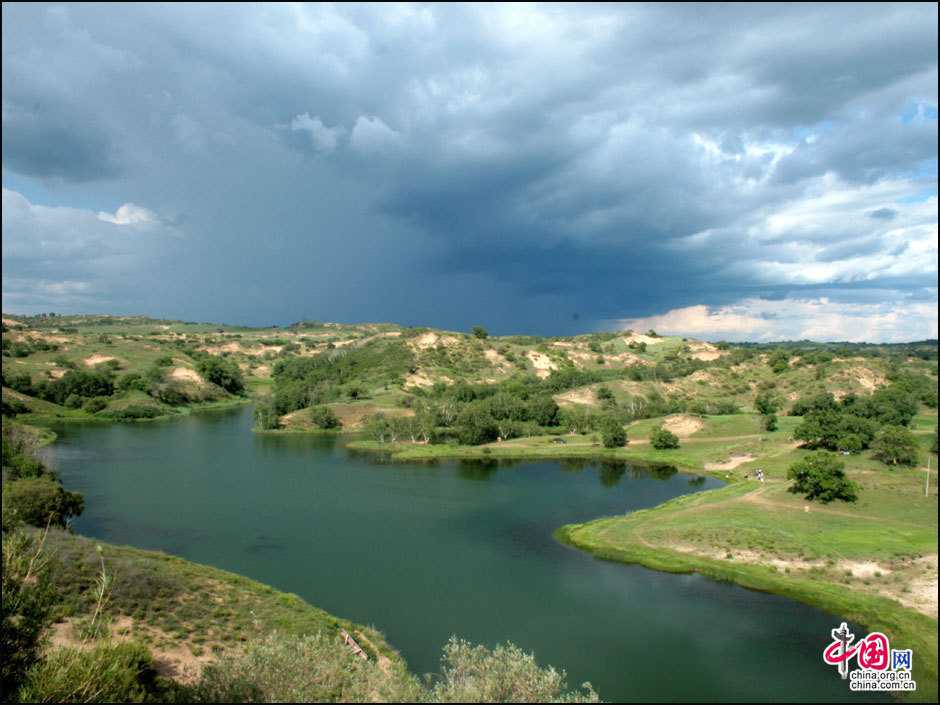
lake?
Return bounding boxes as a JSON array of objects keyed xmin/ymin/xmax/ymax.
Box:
[{"xmin": 46, "ymin": 405, "xmax": 871, "ymax": 702}]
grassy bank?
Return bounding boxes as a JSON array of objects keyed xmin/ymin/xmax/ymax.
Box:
[
  {"xmin": 557, "ymin": 475, "xmax": 938, "ymax": 702},
  {"xmin": 42, "ymin": 529, "xmax": 404, "ymax": 676}
]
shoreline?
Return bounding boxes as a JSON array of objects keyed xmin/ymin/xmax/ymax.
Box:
[{"xmin": 555, "ymin": 508, "xmax": 938, "ymax": 703}]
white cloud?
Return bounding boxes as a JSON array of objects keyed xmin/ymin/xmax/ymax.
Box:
[
  {"xmin": 289, "ymin": 112, "xmax": 345, "ymax": 153},
  {"xmin": 349, "ymin": 115, "xmax": 402, "ymax": 153},
  {"xmin": 612, "ymin": 296, "xmax": 938, "ymax": 343},
  {"xmin": 97, "ymin": 202, "xmax": 157, "ymax": 225}
]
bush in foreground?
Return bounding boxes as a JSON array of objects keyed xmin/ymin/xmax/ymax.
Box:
[
  {"xmin": 190, "ymin": 633, "xmax": 597, "ymax": 703},
  {"xmin": 786, "ymin": 451, "xmax": 858, "ymax": 503},
  {"xmin": 1, "ymin": 529, "xmax": 55, "ymax": 697},
  {"xmin": 18, "ymin": 641, "xmax": 161, "ymax": 703}
]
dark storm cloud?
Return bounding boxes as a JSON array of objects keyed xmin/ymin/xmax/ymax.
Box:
[{"xmin": 1, "ymin": 3, "xmax": 937, "ymax": 338}]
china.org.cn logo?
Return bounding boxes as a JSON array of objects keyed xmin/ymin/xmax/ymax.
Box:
[{"xmin": 823, "ymin": 622, "xmax": 917, "ymax": 692}]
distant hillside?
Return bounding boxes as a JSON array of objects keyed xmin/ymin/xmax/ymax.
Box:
[{"xmin": 2, "ymin": 313, "xmax": 936, "ymax": 433}]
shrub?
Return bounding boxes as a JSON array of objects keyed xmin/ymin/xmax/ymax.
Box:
[
  {"xmin": 761, "ymin": 413, "xmax": 778, "ymax": 432},
  {"xmin": 3, "ymin": 372, "xmax": 34, "ymax": 396},
  {"xmin": 600, "ymin": 417, "xmax": 627, "ymax": 448},
  {"xmin": 471, "ymin": 326, "xmax": 489, "ymax": 339},
  {"xmin": 18, "ymin": 642, "xmax": 161, "ymax": 703},
  {"xmin": 1, "ymin": 529, "xmax": 55, "ymax": 696},
  {"xmin": 195, "ymin": 356, "xmax": 244, "ymax": 395},
  {"xmin": 82, "ymin": 397, "xmax": 108, "ymax": 414},
  {"xmin": 191, "ymin": 633, "xmax": 421, "ymax": 703},
  {"xmin": 429, "ymin": 637, "xmax": 599, "ymax": 703},
  {"xmin": 650, "ymin": 426, "xmax": 680, "ymax": 449},
  {"xmin": 98, "ymin": 405, "xmax": 162, "ymax": 422},
  {"xmin": 755, "ymin": 391, "xmax": 781, "ymax": 416},
  {"xmin": 786, "ymin": 451, "xmax": 858, "ymax": 503},
  {"xmin": 116, "ymin": 373, "xmax": 148, "ymax": 393},
  {"xmin": 309, "ymin": 406, "xmax": 341, "ymax": 430},
  {"xmin": 455, "ymin": 404, "xmax": 499, "ymax": 446},
  {"xmin": 871, "ymin": 426, "xmax": 920, "ymax": 467},
  {"xmin": 595, "ymin": 386, "xmax": 614, "ymax": 402},
  {"xmin": 2, "ymin": 477, "xmax": 84, "ymax": 528}
]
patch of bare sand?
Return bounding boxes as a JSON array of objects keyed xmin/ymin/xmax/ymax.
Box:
[
  {"xmin": 526, "ymin": 350, "xmax": 558, "ymax": 379},
  {"xmin": 689, "ymin": 342, "xmax": 725, "ymax": 362},
  {"xmin": 662, "ymin": 414, "xmax": 704, "ymax": 437},
  {"xmin": 404, "ymin": 370, "xmax": 435, "ymax": 388},
  {"xmin": 83, "ymin": 354, "xmax": 116, "ymax": 367},
  {"xmin": 840, "ymin": 365, "xmax": 886, "ymax": 392},
  {"xmin": 896, "ymin": 555, "xmax": 938, "ymax": 618},
  {"xmin": 410, "ymin": 332, "xmax": 462, "ymax": 351},
  {"xmin": 484, "ymin": 348, "xmax": 511, "ymax": 369},
  {"xmin": 2, "ymin": 317, "xmax": 24, "ymax": 327},
  {"xmin": 169, "ymin": 367, "xmax": 205, "ymax": 385},
  {"xmin": 555, "ymin": 387, "xmax": 596, "ymax": 406},
  {"xmin": 48, "ymin": 368, "xmax": 68, "ymax": 380},
  {"xmin": 705, "ymin": 454, "xmax": 756, "ymax": 471}
]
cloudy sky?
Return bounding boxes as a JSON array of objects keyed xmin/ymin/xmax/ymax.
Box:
[{"xmin": 2, "ymin": 3, "xmax": 937, "ymax": 341}]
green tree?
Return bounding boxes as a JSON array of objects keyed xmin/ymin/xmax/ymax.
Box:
[
  {"xmin": 600, "ymin": 417, "xmax": 627, "ymax": 448},
  {"xmin": 195, "ymin": 356, "xmax": 245, "ymax": 395},
  {"xmin": 471, "ymin": 325, "xmax": 488, "ymax": 340},
  {"xmin": 761, "ymin": 413, "xmax": 778, "ymax": 432},
  {"xmin": 754, "ymin": 390, "xmax": 781, "ymax": 416},
  {"xmin": 871, "ymin": 426, "xmax": 920, "ymax": 467},
  {"xmin": 786, "ymin": 451, "xmax": 858, "ymax": 503},
  {"xmin": 650, "ymin": 426, "xmax": 680, "ymax": 449}
]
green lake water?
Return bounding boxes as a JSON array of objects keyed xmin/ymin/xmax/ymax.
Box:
[{"xmin": 46, "ymin": 405, "xmax": 871, "ymax": 702}]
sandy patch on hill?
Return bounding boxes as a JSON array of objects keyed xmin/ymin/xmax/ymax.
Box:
[
  {"xmin": 83, "ymin": 354, "xmax": 116, "ymax": 367},
  {"xmin": 622, "ymin": 333, "xmax": 664, "ymax": 346},
  {"xmin": 404, "ymin": 369, "xmax": 453, "ymax": 389},
  {"xmin": 566, "ymin": 351, "xmax": 598, "ymax": 369},
  {"xmin": 840, "ymin": 366, "xmax": 886, "ymax": 392},
  {"xmin": 26, "ymin": 332, "xmax": 73, "ymax": 345},
  {"xmin": 48, "ymin": 368, "xmax": 67, "ymax": 380},
  {"xmin": 405, "ymin": 370, "xmax": 434, "ymax": 388},
  {"xmin": 662, "ymin": 414, "xmax": 704, "ymax": 437},
  {"xmin": 2, "ymin": 318, "xmax": 24, "ymax": 328},
  {"xmin": 526, "ymin": 351, "xmax": 558, "ymax": 379},
  {"xmin": 839, "ymin": 560, "xmax": 890, "ymax": 579},
  {"xmin": 555, "ymin": 387, "xmax": 596, "ymax": 406},
  {"xmin": 411, "ymin": 332, "xmax": 461, "ymax": 351},
  {"xmin": 169, "ymin": 367, "xmax": 205, "ymax": 385},
  {"xmin": 705, "ymin": 454, "xmax": 756, "ymax": 471},
  {"xmin": 484, "ymin": 348, "xmax": 511, "ymax": 369},
  {"xmin": 896, "ymin": 555, "xmax": 938, "ymax": 618},
  {"xmin": 689, "ymin": 343, "xmax": 724, "ymax": 362}
]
